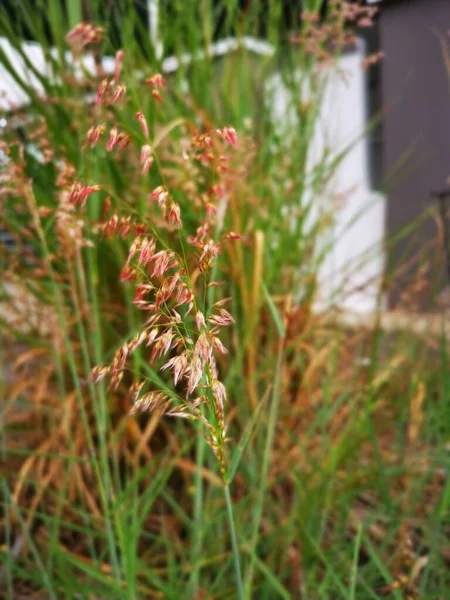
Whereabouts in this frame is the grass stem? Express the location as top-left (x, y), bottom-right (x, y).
top-left (224, 483), bottom-right (244, 600)
top-left (244, 336), bottom-right (285, 598)
top-left (189, 426), bottom-right (206, 596)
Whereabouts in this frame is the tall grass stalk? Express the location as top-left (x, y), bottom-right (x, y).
top-left (189, 427), bottom-right (205, 596)
top-left (244, 333), bottom-right (285, 597)
top-left (224, 483), bottom-right (244, 600)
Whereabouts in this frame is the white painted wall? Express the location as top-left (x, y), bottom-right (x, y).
top-left (0, 38), bottom-right (47, 110)
top-left (318, 46), bottom-right (386, 313)
top-left (267, 41), bottom-right (386, 313)
top-left (0, 37), bottom-right (115, 112)
top-left (0, 36), bottom-right (274, 111)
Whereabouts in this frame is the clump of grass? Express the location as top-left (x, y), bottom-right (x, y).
top-left (86, 62), bottom-right (248, 592)
top-left (0, 2), bottom-right (449, 599)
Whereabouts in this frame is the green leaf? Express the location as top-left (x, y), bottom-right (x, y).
top-left (262, 282), bottom-right (285, 338)
top-left (251, 552), bottom-right (291, 600)
top-left (2, 482), bottom-right (57, 599)
top-left (60, 551), bottom-right (125, 596)
top-left (226, 389), bottom-right (268, 484)
top-left (349, 522), bottom-right (363, 600)
top-left (67, 0), bottom-right (82, 30)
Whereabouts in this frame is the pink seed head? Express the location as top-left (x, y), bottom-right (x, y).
top-left (113, 49), bottom-right (124, 82)
top-left (188, 355), bottom-right (202, 395)
top-left (212, 336), bottom-right (228, 355)
top-left (195, 311), bottom-right (206, 331)
top-left (212, 379), bottom-right (227, 410)
top-left (66, 22), bottom-right (104, 48)
top-left (106, 126), bottom-right (119, 151)
top-left (86, 123), bottom-right (105, 148)
top-left (96, 78), bottom-right (109, 106)
top-left (152, 89), bottom-right (163, 104)
top-left (150, 186), bottom-right (169, 207)
top-left (226, 231), bottom-right (243, 240)
top-left (91, 365), bottom-right (111, 382)
top-left (134, 111), bottom-right (149, 138)
top-left (168, 202), bottom-right (181, 227)
top-left (111, 83), bottom-right (126, 104)
top-left (69, 182), bottom-right (101, 207)
top-left (216, 126), bottom-right (238, 148)
top-left (144, 73), bottom-right (166, 88)
top-left (140, 144), bottom-right (154, 174)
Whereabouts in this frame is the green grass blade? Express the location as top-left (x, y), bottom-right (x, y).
top-left (262, 282), bottom-right (286, 338)
top-left (226, 389), bottom-right (268, 484)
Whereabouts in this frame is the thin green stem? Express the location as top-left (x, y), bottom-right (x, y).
top-left (189, 426), bottom-right (206, 596)
top-left (244, 337), bottom-right (285, 598)
top-left (224, 484), bottom-right (244, 600)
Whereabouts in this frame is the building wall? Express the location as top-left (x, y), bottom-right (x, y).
top-left (380, 0), bottom-right (450, 307)
top-left (268, 41), bottom-right (386, 314)
top-left (316, 46), bottom-right (386, 313)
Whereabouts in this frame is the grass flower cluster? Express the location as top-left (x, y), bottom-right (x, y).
top-left (87, 69), bottom-right (241, 483)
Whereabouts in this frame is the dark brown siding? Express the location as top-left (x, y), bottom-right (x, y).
top-left (380, 0), bottom-right (450, 307)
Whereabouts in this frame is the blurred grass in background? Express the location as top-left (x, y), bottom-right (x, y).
top-left (0, 1), bottom-right (449, 598)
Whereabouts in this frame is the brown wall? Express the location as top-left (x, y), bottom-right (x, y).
top-left (380, 0), bottom-right (450, 307)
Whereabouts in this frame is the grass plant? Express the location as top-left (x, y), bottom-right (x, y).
top-left (0, 2), bottom-right (449, 599)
